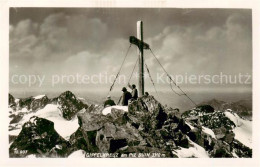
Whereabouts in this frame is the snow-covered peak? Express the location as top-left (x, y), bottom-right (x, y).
top-left (224, 111), bottom-right (243, 127)
top-left (33, 95), bottom-right (46, 100)
top-left (9, 104), bottom-right (79, 140)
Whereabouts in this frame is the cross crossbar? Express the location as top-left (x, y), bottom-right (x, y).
top-left (129, 36), bottom-right (150, 50)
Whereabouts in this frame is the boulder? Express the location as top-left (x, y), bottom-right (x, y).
top-left (75, 108), bottom-right (145, 153)
top-left (128, 98), bottom-right (148, 113)
top-left (77, 111), bottom-right (108, 131)
top-left (95, 122), bottom-right (145, 152)
top-left (128, 95), bottom-right (168, 130)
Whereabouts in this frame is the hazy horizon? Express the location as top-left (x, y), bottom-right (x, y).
top-left (9, 88), bottom-right (252, 112)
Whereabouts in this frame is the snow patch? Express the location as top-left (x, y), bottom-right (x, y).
top-left (173, 138), bottom-right (209, 158)
top-left (77, 97), bottom-right (85, 100)
top-left (20, 108), bottom-right (29, 113)
top-left (33, 95), bottom-right (46, 99)
top-left (9, 129), bottom-right (21, 136)
top-left (224, 111), bottom-right (252, 148)
top-left (68, 150), bottom-right (86, 158)
top-left (15, 99), bottom-right (20, 103)
top-left (9, 104), bottom-right (79, 140)
top-left (185, 122), bottom-right (195, 130)
top-left (202, 126), bottom-right (216, 139)
top-left (225, 111), bottom-right (243, 127)
top-left (102, 105), bottom-right (128, 115)
top-left (232, 150), bottom-right (239, 158)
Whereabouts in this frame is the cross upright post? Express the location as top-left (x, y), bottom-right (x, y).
top-left (137, 21), bottom-right (144, 96)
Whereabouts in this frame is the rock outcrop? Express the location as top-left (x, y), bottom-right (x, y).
top-left (9, 116), bottom-right (69, 158)
top-left (9, 94), bottom-right (16, 107)
top-left (30, 95), bottom-right (49, 111)
top-left (182, 105), bottom-right (252, 158)
top-left (69, 96), bottom-right (203, 157)
top-left (182, 106), bottom-right (236, 130)
top-left (51, 91), bottom-right (88, 120)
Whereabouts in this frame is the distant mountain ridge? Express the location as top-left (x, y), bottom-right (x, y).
top-left (9, 91), bottom-right (88, 122)
top-left (199, 98), bottom-right (252, 119)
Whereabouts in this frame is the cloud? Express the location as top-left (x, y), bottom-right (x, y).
top-left (10, 13), bottom-right (108, 61)
top-left (10, 19), bottom-right (39, 59)
top-left (10, 19), bottom-right (38, 38)
top-left (145, 13), bottom-right (251, 76)
top-left (63, 51), bottom-right (101, 74)
top-left (9, 10), bottom-right (251, 90)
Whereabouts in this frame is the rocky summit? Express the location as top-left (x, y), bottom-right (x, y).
top-left (8, 92), bottom-right (252, 158)
top-left (51, 91), bottom-right (88, 120)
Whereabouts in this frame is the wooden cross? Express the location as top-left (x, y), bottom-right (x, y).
top-left (129, 21), bottom-right (150, 96)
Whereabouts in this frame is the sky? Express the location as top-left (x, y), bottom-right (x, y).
top-left (9, 8), bottom-right (252, 100)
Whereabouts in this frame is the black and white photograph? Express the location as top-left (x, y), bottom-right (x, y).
top-left (1, 0), bottom-right (260, 166)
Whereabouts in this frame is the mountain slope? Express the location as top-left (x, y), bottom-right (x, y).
top-left (9, 116), bottom-right (69, 158)
top-left (9, 104), bottom-right (79, 140)
top-left (9, 91), bottom-right (88, 141)
top-left (224, 110), bottom-right (252, 148)
top-left (8, 93), bottom-right (252, 158)
top-left (182, 106), bottom-right (252, 157)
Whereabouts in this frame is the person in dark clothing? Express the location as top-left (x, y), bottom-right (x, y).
top-left (104, 95), bottom-right (116, 107)
top-left (144, 92), bottom-right (149, 97)
top-left (128, 83), bottom-right (138, 100)
top-left (121, 87), bottom-right (132, 106)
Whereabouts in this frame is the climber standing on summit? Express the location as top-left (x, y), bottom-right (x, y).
top-left (120, 87), bottom-right (132, 106)
top-left (104, 95), bottom-right (116, 108)
top-left (128, 83), bottom-right (138, 100)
